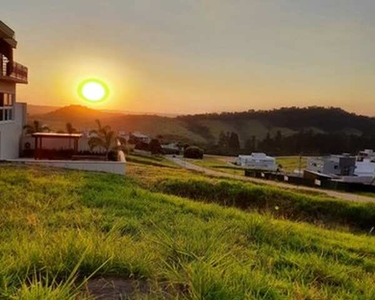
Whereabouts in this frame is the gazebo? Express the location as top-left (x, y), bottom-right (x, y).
top-left (32, 132), bottom-right (82, 160)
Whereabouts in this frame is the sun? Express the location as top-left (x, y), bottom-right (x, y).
top-left (78, 79), bottom-right (109, 102)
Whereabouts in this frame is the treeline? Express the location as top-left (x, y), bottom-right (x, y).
top-left (180, 106), bottom-right (375, 136)
top-left (206, 130), bottom-right (375, 156)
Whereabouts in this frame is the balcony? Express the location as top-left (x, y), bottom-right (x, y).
top-left (0, 55), bottom-right (28, 84)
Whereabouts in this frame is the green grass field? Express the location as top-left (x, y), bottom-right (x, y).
top-left (276, 156), bottom-right (308, 173)
top-left (127, 153), bottom-right (179, 168)
top-left (1, 163), bottom-right (375, 299)
top-left (186, 156), bottom-right (245, 176)
top-left (185, 155), bottom-right (308, 176)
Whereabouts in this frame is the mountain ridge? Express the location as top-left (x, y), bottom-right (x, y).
top-left (29, 105), bottom-right (375, 149)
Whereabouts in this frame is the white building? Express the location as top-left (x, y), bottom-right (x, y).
top-left (0, 21), bottom-right (28, 159)
top-left (307, 155), bottom-right (356, 176)
top-left (235, 153), bottom-right (277, 171)
top-left (130, 132), bottom-right (151, 144)
top-left (355, 149), bottom-right (375, 177)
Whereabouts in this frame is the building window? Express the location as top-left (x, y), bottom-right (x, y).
top-left (0, 93), bottom-right (15, 122)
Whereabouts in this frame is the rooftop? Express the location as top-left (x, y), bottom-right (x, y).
top-left (0, 21), bottom-right (17, 48)
top-left (31, 132), bottom-right (82, 138)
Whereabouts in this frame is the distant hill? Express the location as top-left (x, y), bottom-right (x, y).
top-left (29, 105), bottom-right (375, 153)
top-left (27, 105), bottom-right (60, 116)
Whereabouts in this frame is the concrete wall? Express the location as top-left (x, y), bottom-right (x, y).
top-left (22, 136), bottom-right (105, 153)
top-left (21, 159), bottom-right (126, 175)
top-left (355, 160), bottom-right (375, 177)
top-left (0, 80), bottom-right (25, 159)
top-left (0, 81), bottom-right (15, 94)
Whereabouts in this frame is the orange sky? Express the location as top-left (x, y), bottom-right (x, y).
top-left (4, 1), bottom-right (375, 115)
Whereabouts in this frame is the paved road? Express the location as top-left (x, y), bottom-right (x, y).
top-left (166, 156), bottom-right (375, 204)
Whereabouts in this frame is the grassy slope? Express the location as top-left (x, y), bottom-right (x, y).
top-left (126, 153), bottom-right (179, 169)
top-left (1, 164), bottom-right (375, 299)
top-left (184, 155), bottom-right (307, 176)
top-left (276, 156), bottom-right (308, 173)
top-left (185, 156), bottom-right (245, 176)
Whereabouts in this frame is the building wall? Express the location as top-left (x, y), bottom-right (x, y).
top-left (355, 160), bottom-right (375, 177)
top-left (21, 160), bottom-right (126, 175)
top-left (22, 136), bottom-right (105, 153)
top-left (0, 81), bottom-right (25, 159)
top-left (0, 81), bottom-right (15, 94)
top-left (236, 156), bottom-right (277, 170)
top-left (322, 160), bottom-right (340, 175)
top-left (306, 158), bottom-right (324, 173)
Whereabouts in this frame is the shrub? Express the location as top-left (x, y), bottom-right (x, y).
top-left (149, 139), bottom-right (163, 154)
top-left (184, 146), bottom-right (204, 159)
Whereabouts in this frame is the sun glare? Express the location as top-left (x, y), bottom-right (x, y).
top-left (78, 79), bottom-right (109, 102)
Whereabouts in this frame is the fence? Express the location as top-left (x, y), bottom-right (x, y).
top-left (245, 169), bottom-right (375, 194)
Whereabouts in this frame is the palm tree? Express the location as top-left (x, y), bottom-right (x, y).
top-left (88, 120), bottom-right (119, 160)
top-left (65, 122), bottom-right (78, 148)
top-left (65, 122), bottom-right (77, 134)
top-left (23, 120), bottom-right (50, 134)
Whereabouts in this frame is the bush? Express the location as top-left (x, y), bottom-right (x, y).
top-left (149, 139), bottom-right (162, 154)
top-left (184, 146), bottom-right (204, 159)
top-left (134, 141), bottom-right (150, 151)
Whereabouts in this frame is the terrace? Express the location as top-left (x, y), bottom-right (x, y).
top-left (0, 54), bottom-right (28, 84)
top-left (12, 132), bottom-right (127, 175)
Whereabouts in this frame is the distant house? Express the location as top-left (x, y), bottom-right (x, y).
top-left (307, 155), bottom-right (356, 176)
top-left (129, 132), bottom-right (151, 144)
top-left (161, 142), bottom-right (180, 155)
top-left (355, 149), bottom-right (375, 177)
top-left (235, 153), bottom-right (277, 171)
top-left (0, 21), bottom-right (28, 159)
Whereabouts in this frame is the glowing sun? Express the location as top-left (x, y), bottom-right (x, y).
top-left (78, 79), bottom-right (109, 102)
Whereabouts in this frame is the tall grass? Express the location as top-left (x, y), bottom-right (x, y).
top-left (1, 164), bottom-right (375, 299)
top-left (157, 177), bottom-right (375, 232)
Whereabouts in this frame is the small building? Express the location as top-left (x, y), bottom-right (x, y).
top-left (161, 142), bottom-right (180, 155)
top-left (128, 132), bottom-right (151, 144)
top-left (307, 155), bottom-right (356, 176)
top-left (0, 21), bottom-right (28, 159)
top-left (355, 149), bottom-right (375, 177)
top-left (303, 169), bottom-right (333, 186)
top-left (235, 153), bottom-right (277, 171)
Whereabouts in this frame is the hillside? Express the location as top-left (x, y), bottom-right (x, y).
top-left (30, 105), bottom-right (375, 152)
top-left (1, 162), bottom-right (375, 299)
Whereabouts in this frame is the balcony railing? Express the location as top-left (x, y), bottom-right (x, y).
top-left (0, 55), bottom-right (28, 83)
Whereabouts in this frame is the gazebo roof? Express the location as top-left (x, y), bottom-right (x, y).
top-left (31, 132), bottom-right (82, 139)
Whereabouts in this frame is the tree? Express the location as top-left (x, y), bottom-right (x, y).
top-left (23, 120), bottom-right (50, 134)
top-left (218, 131), bottom-right (229, 149)
top-left (184, 146), bottom-right (204, 159)
top-left (65, 122), bottom-right (77, 134)
top-left (149, 139), bottom-right (162, 154)
top-left (229, 132), bottom-right (240, 150)
top-left (88, 120), bottom-right (119, 160)
top-left (245, 135), bottom-right (257, 152)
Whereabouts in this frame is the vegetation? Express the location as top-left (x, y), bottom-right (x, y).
top-left (149, 139), bottom-right (163, 154)
top-left (1, 164), bottom-right (375, 299)
top-left (88, 119), bottom-right (125, 160)
top-left (276, 156), bottom-right (307, 173)
top-left (33, 105), bottom-right (375, 156)
top-left (185, 156), bottom-right (245, 176)
top-left (65, 122), bottom-right (77, 134)
top-left (127, 153), bottom-right (178, 168)
top-left (212, 131), bottom-right (240, 155)
top-left (184, 146), bottom-right (204, 159)
top-left (23, 120), bottom-right (50, 134)
top-left (157, 177), bottom-right (375, 232)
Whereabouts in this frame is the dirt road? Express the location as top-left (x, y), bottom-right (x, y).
top-left (166, 156), bottom-right (375, 204)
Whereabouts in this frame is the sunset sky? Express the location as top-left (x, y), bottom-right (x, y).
top-left (3, 0), bottom-right (375, 115)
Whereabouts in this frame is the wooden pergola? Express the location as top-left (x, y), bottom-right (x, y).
top-left (32, 132), bottom-right (82, 160)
